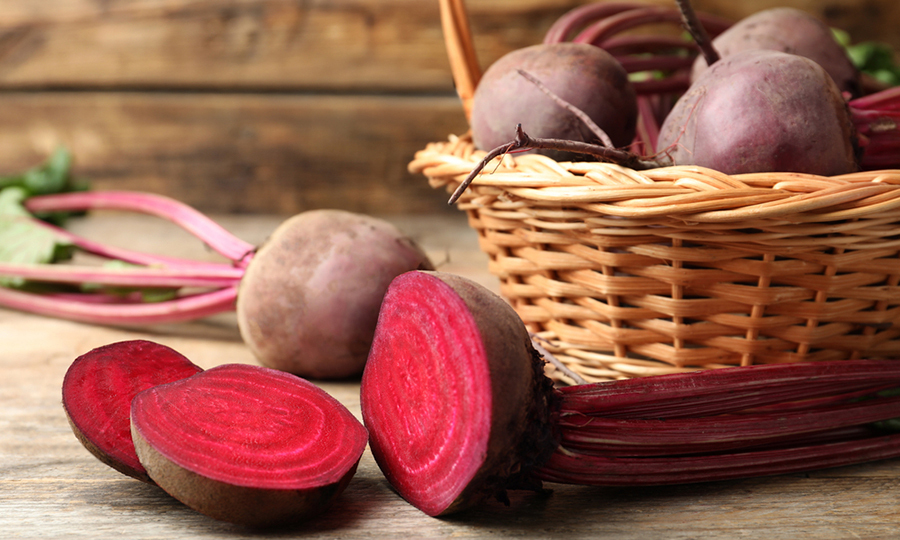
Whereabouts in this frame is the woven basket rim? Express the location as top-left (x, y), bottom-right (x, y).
top-left (411, 134), bottom-right (900, 224)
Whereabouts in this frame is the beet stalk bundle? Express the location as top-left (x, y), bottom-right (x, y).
top-left (360, 271), bottom-right (900, 517)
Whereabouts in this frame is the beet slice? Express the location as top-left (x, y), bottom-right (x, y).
top-left (130, 363), bottom-right (368, 528)
top-left (360, 271), bottom-right (557, 517)
top-left (62, 340), bottom-right (203, 482)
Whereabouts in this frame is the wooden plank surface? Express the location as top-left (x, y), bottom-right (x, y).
top-left (2, 211), bottom-right (900, 539)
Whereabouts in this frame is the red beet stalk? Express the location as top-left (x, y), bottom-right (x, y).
top-left (0, 191), bottom-right (252, 325)
top-left (361, 271), bottom-right (900, 517)
top-left (543, 3), bottom-right (731, 95)
top-left (537, 432), bottom-right (900, 486)
top-left (542, 4), bottom-right (731, 153)
top-left (849, 86), bottom-right (900, 169)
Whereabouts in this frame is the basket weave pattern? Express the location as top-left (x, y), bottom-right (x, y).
top-left (412, 135), bottom-right (900, 382)
top-left (419, 0), bottom-right (900, 382)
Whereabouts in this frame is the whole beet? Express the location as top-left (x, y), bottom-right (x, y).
top-left (658, 49), bottom-right (859, 176)
top-left (692, 7), bottom-right (861, 97)
top-left (236, 209), bottom-right (433, 380)
top-left (471, 42), bottom-right (637, 160)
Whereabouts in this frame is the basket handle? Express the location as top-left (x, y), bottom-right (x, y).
top-left (439, 0), bottom-right (481, 121)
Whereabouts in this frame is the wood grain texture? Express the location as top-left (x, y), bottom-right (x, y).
top-left (1, 213), bottom-right (899, 539)
top-left (0, 92), bottom-right (468, 215)
top-left (0, 0), bottom-right (579, 91)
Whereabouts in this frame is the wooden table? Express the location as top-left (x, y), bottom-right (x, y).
top-left (2, 211), bottom-right (900, 539)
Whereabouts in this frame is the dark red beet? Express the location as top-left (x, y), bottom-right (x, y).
top-left (131, 363), bottom-right (368, 528)
top-left (691, 7), bottom-right (861, 97)
top-left (657, 49), bottom-right (859, 175)
top-left (471, 42), bottom-right (638, 160)
top-left (62, 340), bottom-right (203, 483)
top-left (236, 209), bottom-right (434, 380)
top-left (360, 271), bottom-right (556, 516)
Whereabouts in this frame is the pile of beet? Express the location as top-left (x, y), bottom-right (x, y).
top-left (63, 340), bottom-right (368, 528)
top-left (463, 0), bottom-right (900, 184)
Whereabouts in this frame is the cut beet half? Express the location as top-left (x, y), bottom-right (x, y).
top-left (130, 363), bottom-right (368, 528)
top-left (360, 271), bottom-right (557, 517)
top-left (61, 340), bottom-right (204, 482)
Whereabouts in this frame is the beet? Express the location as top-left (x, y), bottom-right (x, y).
top-left (691, 7), bottom-right (861, 97)
top-left (361, 271), bottom-right (900, 517)
top-left (131, 363), bottom-right (368, 528)
top-left (470, 42), bottom-right (638, 160)
top-left (360, 271), bottom-right (557, 516)
top-left (236, 209), bottom-right (433, 379)
top-left (656, 49), bottom-right (860, 175)
top-left (62, 340), bottom-right (203, 483)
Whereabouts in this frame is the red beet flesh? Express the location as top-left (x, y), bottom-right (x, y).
top-left (360, 271), bottom-right (556, 517)
top-left (61, 340), bottom-right (203, 482)
top-left (131, 363), bottom-right (368, 528)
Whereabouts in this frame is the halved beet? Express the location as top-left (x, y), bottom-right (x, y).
top-left (62, 340), bottom-right (203, 482)
top-left (130, 363), bottom-right (368, 528)
top-left (360, 271), bottom-right (557, 517)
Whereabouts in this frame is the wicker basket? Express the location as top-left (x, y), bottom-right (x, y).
top-left (411, 0), bottom-right (900, 383)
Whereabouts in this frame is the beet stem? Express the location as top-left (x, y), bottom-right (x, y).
top-left (635, 96), bottom-right (662, 152)
top-left (571, 6), bottom-right (730, 49)
top-left (516, 69), bottom-right (615, 148)
top-left (0, 261), bottom-right (243, 289)
top-left (558, 360), bottom-right (900, 418)
top-left (0, 284), bottom-right (238, 325)
top-left (850, 85), bottom-right (900, 111)
top-left (674, 0), bottom-right (719, 66)
top-left (558, 394), bottom-right (900, 455)
top-left (0, 192), bottom-right (260, 325)
top-left (631, 73), bottom-right (693, 96)
top-left (26, 215), bottom-right (231, 271)
top-left (601, 34), bottom-right (697, 55)
top-left (536, 432), bottom-right (900, 485)
top-left (541, 362), bottom-right (900, 484)
top-left (543, 3), bottom-right (646, 44)
top-left (25, 191), bottom-right (256, 266)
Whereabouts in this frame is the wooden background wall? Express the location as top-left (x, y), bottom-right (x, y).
top-left (0, 0), bottom-right (897, 216)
